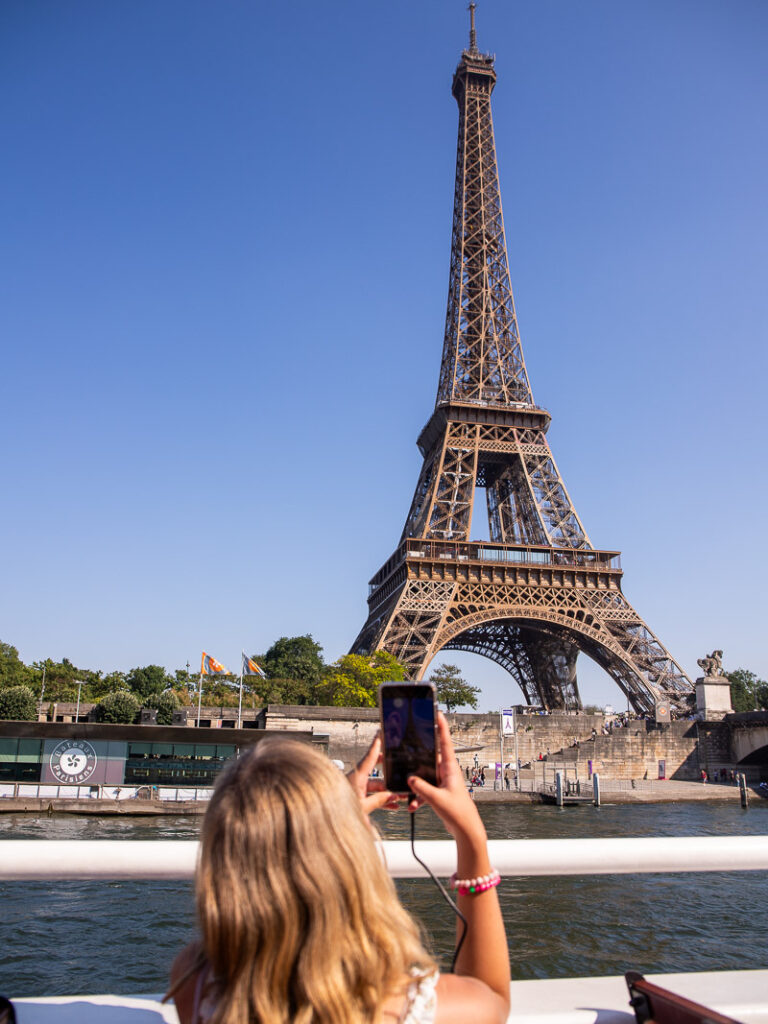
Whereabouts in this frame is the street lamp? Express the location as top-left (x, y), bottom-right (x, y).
top-left (75, 680), bottom-right (83, 723)
top-left (38, 664), bottom-right (46, 721)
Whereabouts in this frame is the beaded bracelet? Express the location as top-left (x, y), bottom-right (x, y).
top-left (449, 868), bottom-right (501, 896)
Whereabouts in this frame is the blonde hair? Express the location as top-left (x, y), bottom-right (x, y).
top-left (194, 737), bottom-right (435, 1024)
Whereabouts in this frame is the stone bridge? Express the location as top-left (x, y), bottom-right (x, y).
top-left (726, 712), bottom-right (768, 766)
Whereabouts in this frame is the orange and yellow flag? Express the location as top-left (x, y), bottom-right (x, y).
top-left (242, 654), bottom-right (267, 679)
top-left (201, 652), bottom-right (229, 675)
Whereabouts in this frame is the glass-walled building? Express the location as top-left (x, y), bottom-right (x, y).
top-left (0, 738), bottom-right (44, 783)
top-left (124, 741), bottom-right (236, 787)
top-left (0, 722), bottom-right (324, 789)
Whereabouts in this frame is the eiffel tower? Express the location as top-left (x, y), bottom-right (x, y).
top-left (352, 8), bottom-right (694, 715)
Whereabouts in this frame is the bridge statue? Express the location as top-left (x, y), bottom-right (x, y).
top-left (695, 649), bottom-right (733, 721)
top-left (697, 650), bottom-right (726, 679)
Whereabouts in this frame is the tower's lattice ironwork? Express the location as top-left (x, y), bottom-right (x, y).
top-left (352, 10), bottom-right (694, 714)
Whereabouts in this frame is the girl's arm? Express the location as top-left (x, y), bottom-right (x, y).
top-left (166, 942), bottom-right (204, 1024)
top-left (408, 713), bottom-right (510, 1022)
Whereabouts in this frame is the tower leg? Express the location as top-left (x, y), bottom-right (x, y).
top-left (351, 579), bottom-right (457, 680)
top-left (524, 635), bottom-right (580, 711)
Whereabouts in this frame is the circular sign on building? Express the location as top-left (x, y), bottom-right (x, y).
top-left (49, 739), bottom-right (98, 784)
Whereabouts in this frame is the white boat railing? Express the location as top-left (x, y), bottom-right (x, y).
top-left (1, 835), bottom-right (768, 880)
top-left (5, 837), bottom-right (768, 1023)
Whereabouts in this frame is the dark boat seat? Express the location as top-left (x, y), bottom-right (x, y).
top-left (626, 971), bottom-right (742, 1024)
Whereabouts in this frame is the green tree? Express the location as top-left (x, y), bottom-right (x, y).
top-left (142, 690), bottom-right (181, 725)
top-left (32, 657), bottom-right (94, 704)
top-left (90, 671), bottom-right (128, 700)
top-left (201, 677), bottom-right (240, 707)
top-left (318, 651), bottom-right (406, 708)
top-left (171, 668), bottom-right (199, 704)
top-left (264, 677), bottom-right (315, 705)
top-left (428, 663), bottom-right (481, 712)
top-left (0, 685), bottom-right (37, 720)
top-left (126, 665), bottom-right (169, 700)
top-left (229, 672), bottom-right (292, 708)
top-left (94, 690), bottom-right (140, 724)
top-left (727, 668), bottom-right (768, 713)
top-left (263, 636), bottom-right (324, 687)
top-left (173, 668), bottom-right (194, 693)
top-left (0, 642), bottom-right (32, 689)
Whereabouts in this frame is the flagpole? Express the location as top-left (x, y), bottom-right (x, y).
top-left (197, 654), bottom-right (205, 728)
top-left (237, 652), bottom-right (245, 729)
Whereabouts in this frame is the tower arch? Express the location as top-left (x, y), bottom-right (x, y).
top-left (432, 608), bottom-right (662, 712)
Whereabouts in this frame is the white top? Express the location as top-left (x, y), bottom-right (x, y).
top-left (400, 971), bottom-right (439, 1024)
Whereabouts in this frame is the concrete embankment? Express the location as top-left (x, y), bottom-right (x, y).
top-left (0, 782), bottom-right (760, 815)
top-left (471, 780), bottom-right (759, 804)
top-left (0, 797), bottom-right (206, 815)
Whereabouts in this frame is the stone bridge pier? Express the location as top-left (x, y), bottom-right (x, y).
top-left (727, 712), bottom-right (768, 766)
top-left (698, 711), bottom-right (768, 782)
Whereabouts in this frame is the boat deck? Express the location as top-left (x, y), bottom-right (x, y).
top-left (12, 970), bottom-right (768, 1023)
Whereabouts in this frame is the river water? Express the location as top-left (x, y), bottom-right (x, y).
top-left (1, 802), bottom-right (767, 997)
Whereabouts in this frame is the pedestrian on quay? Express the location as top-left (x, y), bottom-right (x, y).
top-left (700, 769), bottom-right (708, 784)
top-left (504, 771), bottom-right (510, 790)
top-left (167, 718), bottom-right (510, 1024)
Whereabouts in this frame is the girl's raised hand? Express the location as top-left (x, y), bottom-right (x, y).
top-left (347, 733), bottom-right (400, 815)
top-left (407, 712), bottom-right (486, 842)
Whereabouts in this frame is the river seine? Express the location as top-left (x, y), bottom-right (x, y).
top-left (1, 801), bottom-right (767, 998)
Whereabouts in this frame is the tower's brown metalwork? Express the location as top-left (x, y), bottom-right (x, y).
top-left (352, 10), bottom-right (694, 714)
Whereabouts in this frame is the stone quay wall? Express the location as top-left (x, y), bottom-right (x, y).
top-left (260, 705), bottom-right (379, 767)
top-left (260, 706), bottom-right (703, 781)
top-left (261, 707), bottom-right (608, 773)
top-left (545, 720), bottom-right (701, 781)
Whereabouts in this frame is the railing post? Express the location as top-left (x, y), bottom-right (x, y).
top-left (593, 773), bottom-right (600, 806)
top-left (555, 771), bottom-right (564, 807)
top-left (739, 773), bottom-right (749, 808)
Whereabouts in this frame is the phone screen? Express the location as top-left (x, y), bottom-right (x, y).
top-left (379, 683), bottom-right (438, 793)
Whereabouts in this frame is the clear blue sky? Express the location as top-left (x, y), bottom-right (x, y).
top-left (2, 0), bottom-right (766, 710)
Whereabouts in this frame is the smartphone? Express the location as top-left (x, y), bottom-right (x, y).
top-left (379, 682), bottom-right (438, 794)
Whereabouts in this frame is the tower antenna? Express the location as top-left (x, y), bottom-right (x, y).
top-left (468, 3), bottom-right (478, 52)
